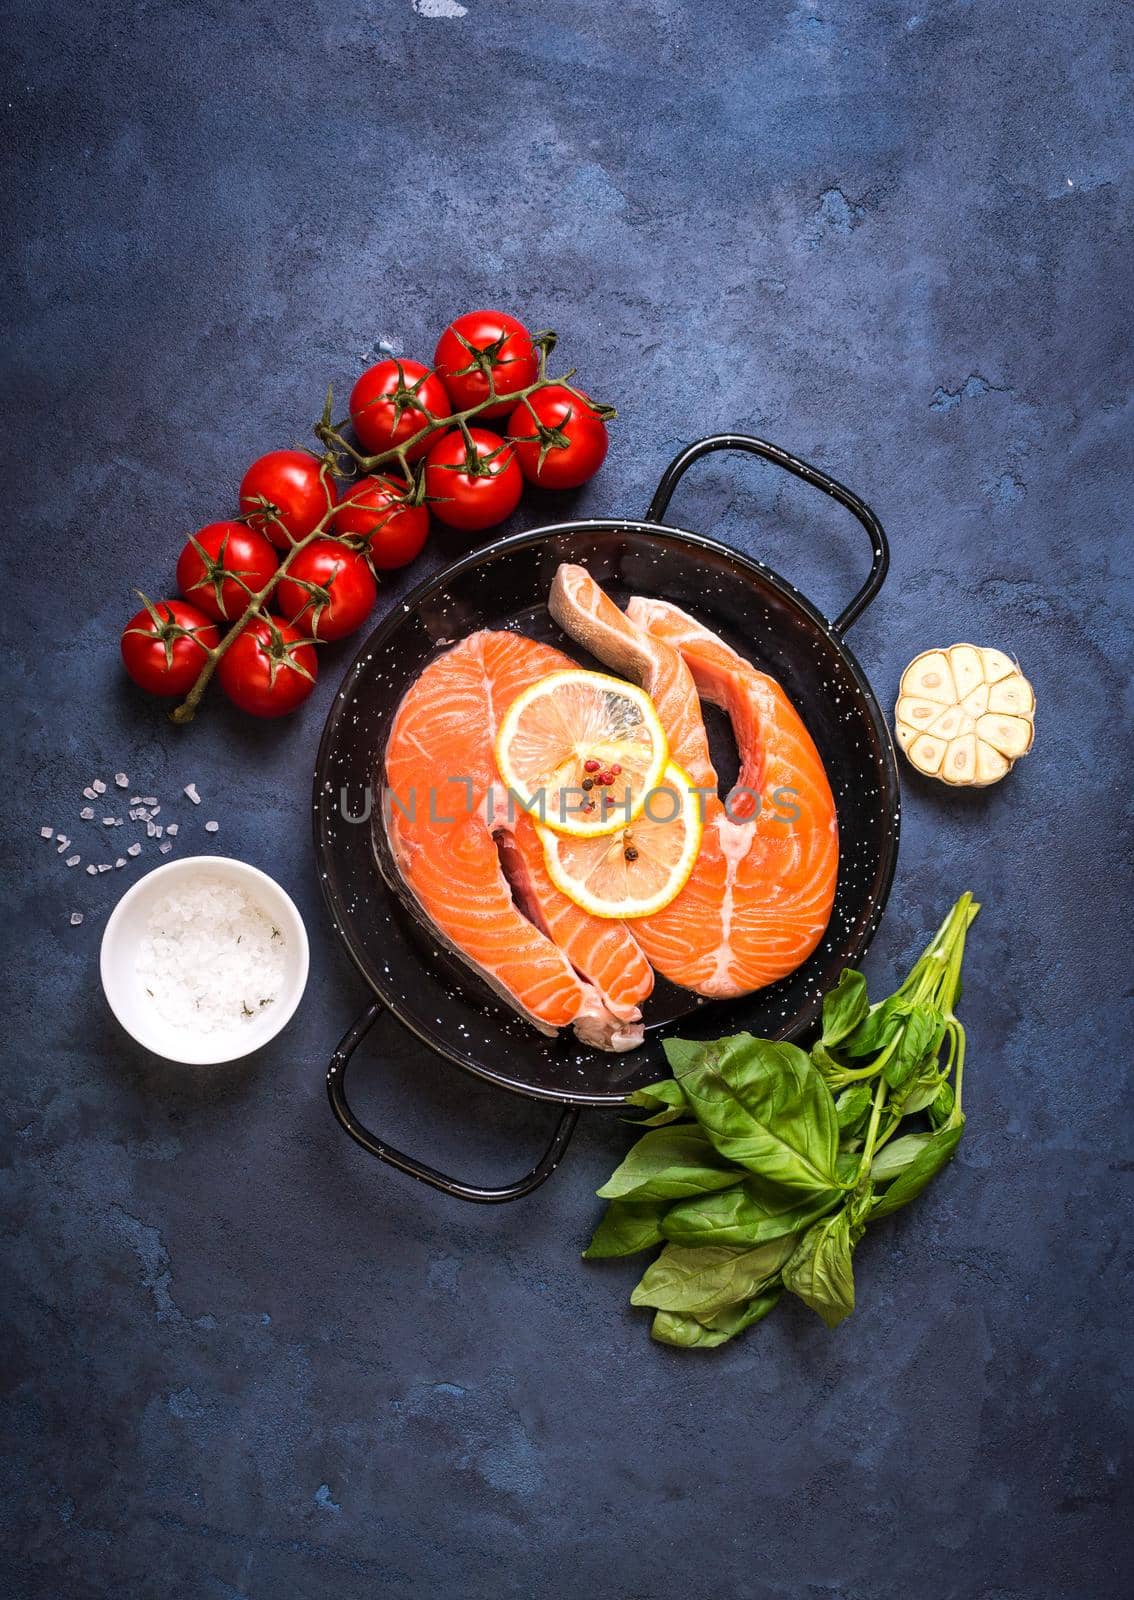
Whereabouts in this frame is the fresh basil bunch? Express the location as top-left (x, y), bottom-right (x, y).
top-left (585, 894), bottom-right (980, 1349)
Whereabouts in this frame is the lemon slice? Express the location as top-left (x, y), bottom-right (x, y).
top-left (496, 668), bottom-right (668, 838)
top-left (535, 762), bottom-right (703, 918)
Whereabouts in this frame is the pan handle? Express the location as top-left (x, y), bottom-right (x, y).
top-left (327, 1001), bottom-right (580, 1203)
top-left (645, 433), bottom-right (889, 636)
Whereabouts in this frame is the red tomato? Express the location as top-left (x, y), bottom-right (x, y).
top-left (333, 475), bottom-right (430, 570)
top-left (175, 521), bottom-right (279, 621)
top-left (423, 427), bottom-right (523, 532)
top-left (433, 311), bottom-right (539, 418)
top-left (349, 359), bottom-right (451, 461)
top-left (217, 617), bottom-right (318, 718)
top-left (120, 599), bottom-right (220, 697)
top-left (239, 450), bottom-right (335, 548)
top-left (507, 386), bottom-right (610, 490)
top-left (275, 540), bottom-right (378, 641)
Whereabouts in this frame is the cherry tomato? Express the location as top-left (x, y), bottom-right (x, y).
top-left (349, 359), bottom-right (451, 461)
top-left (217, 617), bottom-right (318, 718)
top-left (423, 427), bottom-right (523, 532)
top-left (175, 520), bottom-right (279, 621)
top-left (275, 540), bottom-right (378, 641)
top-left (333, 475), bottom-right (430, 570)
top-left (433, 311), bottom-right (539, 418)
top-left (120, 598), bottom-right (220, 697)
top-left (239, 450), bottom-right (335, 548)
top-left (507, 385), bottom-right (610, 490)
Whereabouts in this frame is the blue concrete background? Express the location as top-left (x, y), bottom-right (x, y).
top-left (3, 2), bottom-right (1131, 1595)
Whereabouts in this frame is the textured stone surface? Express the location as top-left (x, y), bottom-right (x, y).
top-left (2, 2), bottom-right (1131, 1596)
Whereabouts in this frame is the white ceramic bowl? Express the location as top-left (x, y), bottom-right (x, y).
top-left (100, 855), bottom-right (310, 1065)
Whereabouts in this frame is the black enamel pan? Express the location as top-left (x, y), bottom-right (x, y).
top-left (314, 435), bottom-right (899, 1202)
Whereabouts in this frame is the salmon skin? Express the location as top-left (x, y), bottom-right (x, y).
top-left (549, 568), bottom-right (838, 997)
top-left (384, 630), bottom-right (650, 1052)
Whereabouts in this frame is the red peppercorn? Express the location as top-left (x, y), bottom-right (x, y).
top-left (583, 758), bottom-right (601, 773)
top-left (611, 763), bottom-right (622, 776)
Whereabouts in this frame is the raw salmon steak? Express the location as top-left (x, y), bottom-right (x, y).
top-left (384, 630), bottom-right (651, 1051)
top-left (549, 567), bottom-right (838, 997)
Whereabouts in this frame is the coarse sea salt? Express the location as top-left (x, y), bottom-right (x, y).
top-left (135, 873), bottom-right (287, 1036)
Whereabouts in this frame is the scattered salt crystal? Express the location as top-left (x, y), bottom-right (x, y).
top-left (80, 806), bottom-right (95, 820)
top-left (129, 808), bottom-right (144, 821)
top-left (115, 773), bottom-right (129, 788)
top-left (184, 784), bottom-right (201, 805)
top-left (127, 843), bottom-right (142, 857)
top-left (40, 825), bottom-right (54, 839)
top-left (97, 863), bottom-right (112, 873)
top-left (147, 821), bottom-right (158, 838)
top-left (154, 825), bottom-right (163, 839)
top-left (56, 841), bottom-right (69, 854)
top-left (135, 872), bottom-right (287, 1035)
top-left (165, 823), bottom-right (179, 837)
top-left (205, 821), bottom-right (219, 833)
top-left (130, 796), bottom-right (143, 806)
top-left (82, 787), bottom-right (96, 800)
top-left (102, 817), bottom-right (117, 827)
top-left (160, 841), bottom-right (173, 854)
top-left (66, 855), bottom-right (80, 867)
top-left (56, 832), bottom-right (69, 843)
top-left (92, 779), bottom-right (107, 794)
top-left (148, 805), bottom-right (160, 817)
top-left (142, 796), bottom-right (158, 807)
top-left (86, 864), bottom-right (98, 876)
top-left (70, 912), bottom-right (83, 926)
top-left (115, 857), bottom-right (126, 868)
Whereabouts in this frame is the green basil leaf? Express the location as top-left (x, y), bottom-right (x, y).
top-left (582, 1199), bottom-right (668, 1259)
top-left (869, 1132), bottom-right (934, 1182)
top-left (630, 1234), bottom-right (799, 1318)
top-left (883, 1004), bottom-right (945, 1090)
top-left (660, 1038), bottom-right (706, 1075)
top-left (809, 1039), bottom-right (846, 1084)
top-left (661, 1181), bottom-right (842, 1248)
top-left (700, 1287), bottom-right (782, 1335)
top-left (870, 1120), bottom-right (964, 1219)
top-left (836, 1149), bottom-right (863, 1185)
top-left (821, 968), bottom-right (869, 1046)
top-left (595, 1125), bottom-right (743, 1203)
top-left (650, 1288), bottom-right (782, 1350)
top-left (928, 1080), bottom-right (956, 1128)
top-left (650, 1310), bottom-right (727, 1349)
top-left (624, 1079), bottom-right (689, 1127)
top-left (668, 1035), bottom-right (842, 1195)
top-left (835, 1083), bottom-right (873, 1136)
top-left (843, 993), bottom-right (910, 1058)
top-left (782, 1207), bottom-right (856, 1328)
top-left (898, 1074), bottom-right (944, 1116)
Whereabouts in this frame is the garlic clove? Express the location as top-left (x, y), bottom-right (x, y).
top-left (977, 712), bottom-right (1034, 759)
top-left (988, 672), bottom-right (1035, 716)
top-left (975, 740), bottom-right (1011, 785)
top-left (900, 650), bottom-right (956, 705)
top-left (947, 644), bottom-right (984, 700)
